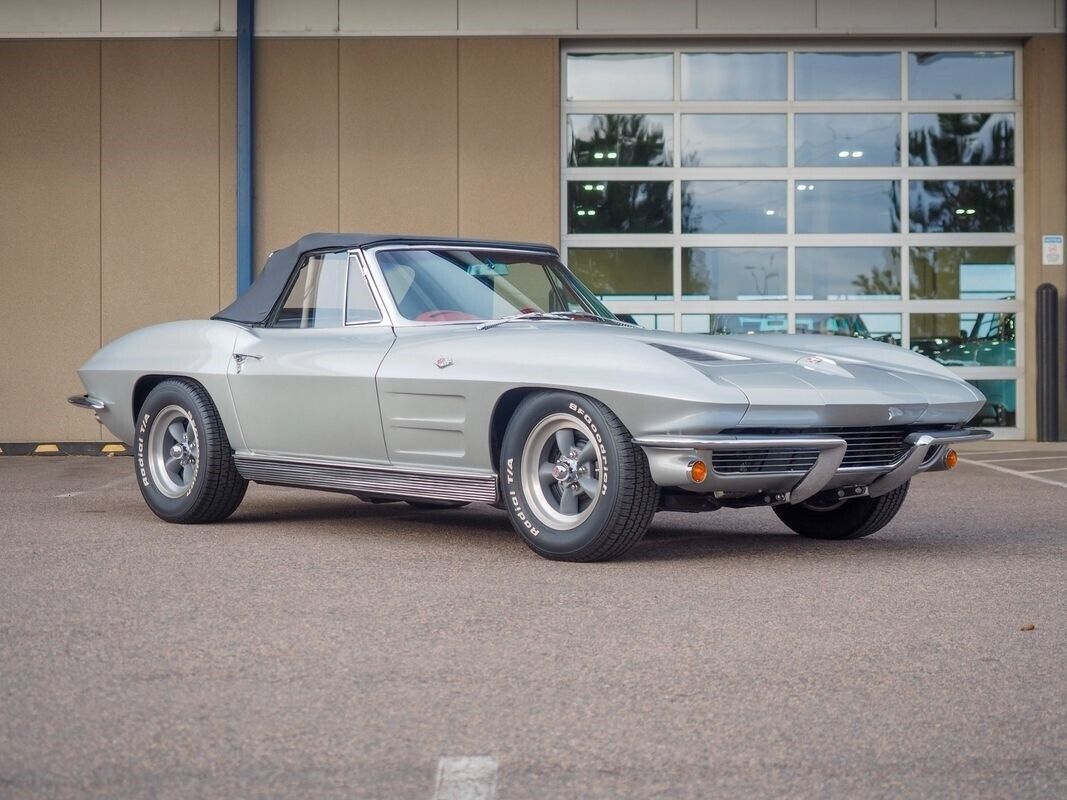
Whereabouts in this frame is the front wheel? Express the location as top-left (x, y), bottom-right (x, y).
top-left (499, 392), bottom-right (658, 562)
top-left (773, 482), bottom-right (909, 540)
top-left (135, 378), bottom-right (247, 524)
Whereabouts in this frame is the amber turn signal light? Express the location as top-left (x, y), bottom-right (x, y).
top-left (689, 459), bottom-right (708, 483)
top-left (943, 449), bottom-right (958, 469)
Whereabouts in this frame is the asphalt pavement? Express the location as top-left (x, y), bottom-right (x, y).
top-left (1, 448), bottom-right (1064, 799)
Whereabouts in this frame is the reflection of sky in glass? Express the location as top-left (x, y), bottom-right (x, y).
top-left (682, 181), bottom-right (787, 234)
top-left (795, 181), bottom-right (899, 233)
top-left (630, 314), bottom-right (674, 332)
top-left (681, 53), bottom-right (786, 100)
top-left (909, 52), bottom-right (1014, 100)
top-left (683, 248), bottom-right (787, 300)
top-left (795, 114), bottom-right (899, 167)
top-left (796, 313), bottom-right (902, 344)
top-left (682, 314), bottom-right (786, 335)
top-left (795, 53), bottom-right (900, 99)
top-left (795, 247), bottom-right (900, 300)
top-left (682, 115), bottom-right (786, 167)
top-left (960, 263), bottom-right (1014, 299)
top-left (567, 54), bottom-right (673, 100)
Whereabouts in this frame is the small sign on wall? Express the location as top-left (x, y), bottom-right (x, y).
top-left (1042, 234), bottom-right (1064, 266)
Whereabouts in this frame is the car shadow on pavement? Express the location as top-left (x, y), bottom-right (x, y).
top-left (219, 495), bottom-right (969, 563)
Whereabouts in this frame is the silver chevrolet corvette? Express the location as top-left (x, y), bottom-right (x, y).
top-left (70, 233), bottom-right (991, 561)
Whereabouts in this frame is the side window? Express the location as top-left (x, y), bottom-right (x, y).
top-left (274, 251), bottom-right (347, 328)
top-left (346, 258), bottom-right (383, 324)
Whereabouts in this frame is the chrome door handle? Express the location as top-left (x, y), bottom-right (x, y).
top-left (232, 353), bottom-right (263, 373)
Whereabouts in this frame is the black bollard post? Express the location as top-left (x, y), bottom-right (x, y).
top-left (1035, 283), bottom-right (1059, 441)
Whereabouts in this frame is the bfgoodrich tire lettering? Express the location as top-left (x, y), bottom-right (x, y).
top-left (136, 378), bottom-right (247, 524)
top-left (500, 391), bottom-right (658, 562)
top-left (772, 482), bottom-right (909, 540)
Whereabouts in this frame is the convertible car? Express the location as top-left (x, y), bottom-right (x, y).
top-left (70, 233), bottom-right (991, 561)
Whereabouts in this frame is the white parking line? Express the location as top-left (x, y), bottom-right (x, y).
top-left (1024, 467), bottom-right (1067, 474)
top-left (969, 455), bottom-right (1067, 463)
top-left (959, 449), bottom-right (1049, 458)
top-left (54, 476), bottom-right (131, 498)
top-left (960, 458), bottom-right (1067, 489)
top-left (432, 756), bottom-right (498, 800)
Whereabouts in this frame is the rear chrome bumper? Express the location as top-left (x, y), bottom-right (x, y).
top-left (67, 394), bottom-right (106, 411)
top-left (634, 428), bottom-right (992, 504)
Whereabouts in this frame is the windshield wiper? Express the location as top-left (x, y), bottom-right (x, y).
top-left (477, 311), bottom-right (574, 330)
top-left (478, 310), bottom-right (641, 331)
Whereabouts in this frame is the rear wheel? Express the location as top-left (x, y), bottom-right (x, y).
top-left (499, 391), bottom-right (658, 562)
top-left (773, 482), bottom-right (909, 540)
top-left (135, 379), bottom-right (247, 524)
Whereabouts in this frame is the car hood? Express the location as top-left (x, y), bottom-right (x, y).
top-left (453, 322), bottom-right (986, 428)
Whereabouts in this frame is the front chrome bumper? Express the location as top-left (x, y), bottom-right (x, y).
top-left (634, 428), bottom-right (993, 504)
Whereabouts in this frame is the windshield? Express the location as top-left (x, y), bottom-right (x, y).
top-left (374, 248), bottom-right (617, 323)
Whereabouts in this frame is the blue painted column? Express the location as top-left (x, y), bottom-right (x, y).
top-left (236, 0), bottom-right (254, 295)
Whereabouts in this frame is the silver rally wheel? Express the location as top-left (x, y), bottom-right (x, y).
top-left (146, 404), bottom-right (200, 498)
top-left (520, 412), bottom-right (604, 531)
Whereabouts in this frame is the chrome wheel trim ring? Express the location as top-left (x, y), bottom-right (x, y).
top-left (147, 404), bottom-right (200, 499)
top-left (520, 413), bottom-right (604, 531)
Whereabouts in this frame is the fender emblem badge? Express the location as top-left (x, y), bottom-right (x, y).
top-left (434, 356), bottom-right (454, 369)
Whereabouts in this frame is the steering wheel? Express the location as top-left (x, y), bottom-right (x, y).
top-left (415, 309), bottom-right (480, 322)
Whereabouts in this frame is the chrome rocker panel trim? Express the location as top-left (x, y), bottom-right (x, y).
top-left (233, 454), bottom-right (499, 504)
top-left (634, 428), bottom-right (992, 504)
top-left (67, 394), bottom-right (106, 411)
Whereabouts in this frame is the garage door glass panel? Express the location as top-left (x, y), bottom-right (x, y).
top-left (909, 180), bottom-right (1014, 233)
top-left (910, 247), bottom-right (1016, 300)
top-left (566, 54), bottom-right (673, 101)
top-left (967, 379), bottom-right (1016, 427)
top-left (910, 313), bottom-right (1016, 366)
top-left (681, 52), bottom-right (787, 100)
top-left (568, 248), bottom-right (673, 300)
top-left (681, 181), bottom-right (787, 233)
top-left (795, 181), bottom-right (900, 234)
top-left (682, 314), bottom-right (787, 334)
top-left (908, 52), bottom-right (1014, 100)
top-left (908, 113), bottom-right (1014, 166)
top-left (795, 114), bottom-right (900, 167)
top-left (796, 248), bottom-right (901, 300)
top-left (567, 114), bottom-right (673, 167)
top-left (682, 248), bottom-right (786, 300)
top-left (562, 46), bottom-right (1024, 436)
top-left (795, 53), bottom-right (900, 100)
top-left (681, 114), bottom-right (786, 167)
top-left (796, 313), bottom-right (902, 345)
top-left (568, 181), bottom-right (672, 233)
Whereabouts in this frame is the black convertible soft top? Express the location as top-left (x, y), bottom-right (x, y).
top-left (213, 232), bottom-right (559, 326)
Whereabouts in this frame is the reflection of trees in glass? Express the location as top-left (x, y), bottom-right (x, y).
top-left (568, 249), bottom-right (672, 298)
top-left (909, 180), bottom-right (1014, 233)
top-left (568, 182), bottom-right (672, 233)
top-left (851, 264), bottom-right (901, 297)
top-left (683, 249), bottom-right (784, 299)
top-left (910, 247), bottom-right (1015, 299)
top-left (909, 113), bottom-right (1013, 166)
top-left (568, 114), bottom-right (671, 167)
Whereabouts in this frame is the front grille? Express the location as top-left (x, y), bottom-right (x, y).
top-left (711, 426), bottom-right (942, 474)
top-left (712, 449), bottom-right (820, 474)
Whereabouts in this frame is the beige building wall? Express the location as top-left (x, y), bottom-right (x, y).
top-left (1022, 35), bottom-right (1067, 439)
top-left (0, 36), bottom-right (560, 442)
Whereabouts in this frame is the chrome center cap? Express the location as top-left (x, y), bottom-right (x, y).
top-left (170, 444), bottom-right (184, 459)
top-left (551, 463), bottom-right (572, 482)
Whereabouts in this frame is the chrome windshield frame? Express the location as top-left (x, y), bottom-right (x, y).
top-left (359, 243), bottom-right (614, 329)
